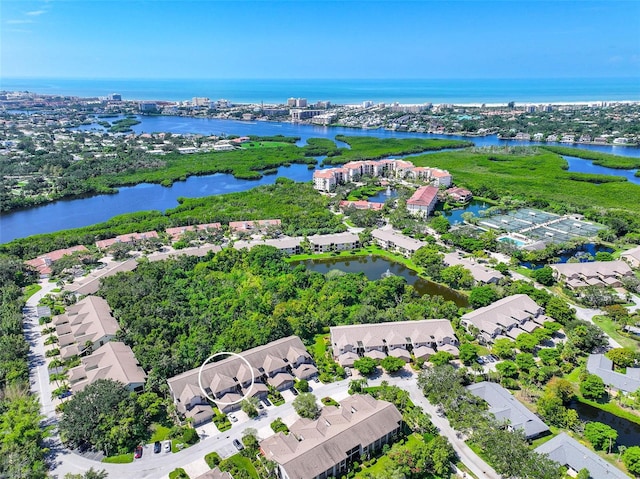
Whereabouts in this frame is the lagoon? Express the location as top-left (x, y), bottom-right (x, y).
top-left (292, 255), bottom-right (469, 307)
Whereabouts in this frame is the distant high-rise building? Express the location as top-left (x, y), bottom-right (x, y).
top-left (362, 100), bottom-right (373, 108)
top-left (139, 102), bottom-right (157, 112)
top-left (295, 98), bottom-right (307, 107)
top-left (287, 97), bottom-right (297, 107)
top-left (108, 93), bottom-right (122, 101)
top-left (192, 97), bottom-right (210, 107)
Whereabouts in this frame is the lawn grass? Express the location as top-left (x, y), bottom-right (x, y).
top-left (356, 434), bottom-right (424, 478)
top-left (592, 315), bottom-right (640, 350)
top-left (220, 454), bottom-right (259, 479)
top-left (313, 333), bottom-right (329, 359)
top-left (23, 284), bottom-right (42, 300)
top-left (149, 424), bottom-right (171, 442)
top-left (102, 453), bottom-right (133, 464)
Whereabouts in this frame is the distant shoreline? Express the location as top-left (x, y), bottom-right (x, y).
top-left (2, 77), bottom-right (640, 105)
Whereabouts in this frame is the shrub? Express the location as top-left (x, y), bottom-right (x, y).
top-left (205, 452), bottom-right (221, 468)
top-left (182, 427), bottom-right (199, 445)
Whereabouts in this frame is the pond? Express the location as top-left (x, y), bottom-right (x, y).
top-left (292, 255), bottom-right (469, 307)
top-left (435, 199), bottom-right (491, 225)
top-left (570, 400), bottom-right (640, 448)
top-left (520, 243), bottom-right (614, 269)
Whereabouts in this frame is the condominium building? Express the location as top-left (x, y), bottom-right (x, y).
top-left (260, 394), bottom-right (402, 479)
top-left (68, 342), bottom-right (147, 393)
top-left (312, 159), bottom-right (451, 193)
top-left (330, 319), bottom-right (459, 367)
top-left (550, 261), bottom-right (633, 289)
top-left (25, 245), bottom-right (89, 277)
top-left (406, 185), bottom-right (439, 217)
top-left (535, 433), bottom-right (628, 479)
top-left (167, 336), bottom-right (317, 420)
top-left (370, 228), bottom-right (426, 257)
top-left (95, 231), bottom-right (159, 249)
top-left (165, 223), bottom-right (222, 242)
top-left (460, 294), bottom-right (549, 343)
top-left (467, 382), bottom-right (549, 439)
top-left (53, 296), bottom-right (120, 359)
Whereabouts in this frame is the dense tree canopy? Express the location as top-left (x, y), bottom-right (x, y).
top-left (99, 246), bottom-right (461, 383)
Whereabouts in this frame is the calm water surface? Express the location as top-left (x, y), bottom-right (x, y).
top-left (292, 255), bottom-right (469, 306)
top-left (3, 115), bottom-right (640, 243)
top-left (570, 400), bottom-right (640, 448)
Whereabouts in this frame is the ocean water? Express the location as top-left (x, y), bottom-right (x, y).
top-left (2, 77), bottom-right (639, 104)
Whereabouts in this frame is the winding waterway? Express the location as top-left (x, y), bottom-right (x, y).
top-left (2, 115), bottom-right (640, 243)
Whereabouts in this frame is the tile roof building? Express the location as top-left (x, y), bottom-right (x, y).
top-left (25, 245), bottom-right (89, 277)
top-left (445, 187), bottom-right (473, 203)
top-left (550, 261), bottom-right (633, 289)
top-left (167, 336), bottom-right (317, 419)
top-left (339, 200), bottom-right (384, 211)
top-left (165, 223), bottom-right (222, 242)
top-left (586, 354), bottom-right (640, 394)
top-left (406, 185), bottom-right (439, 217)
top-left (312, 159), bottom-right (451, 192)
top-left (460, 294), bottom-right (549, 343)
top-left (467, 382), bottom-right (549, 439)
top-left (68, 342), bottom-right (147, 393)
top-left (535, 433), bottom-right (629, 479)
top-left (95, 231), bottom-right (159, 249)
top-left (330, 319), bottom-right (458, 367)
top-left (53, 296), bottom-right (120, 359)
top-left (234, 237), bottom-right (304, 255)
top-left (229, 219), bottom-right (281, 234)
top-left (620, 245), bottom-right (640, 268)
top-left (260, 394), bottom-right (402, 479)
top-left (444, 252), bottom-right (504, 284)
top-left (371, 228), bottom-right (426, 257)
top-left (308, 232), bottom-right (360, 253)
top-left (194, 469), bottom-right (234, 479)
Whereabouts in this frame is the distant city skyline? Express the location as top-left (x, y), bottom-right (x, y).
top-left (1, 0), bottom-right (639, 80)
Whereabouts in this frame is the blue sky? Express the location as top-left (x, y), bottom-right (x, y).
top-left (2, 1), bottom-right (639, 79)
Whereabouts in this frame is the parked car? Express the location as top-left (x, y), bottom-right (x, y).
top-left (314, 377), bottom-right (320, 383)
top-left (490, 354), bottom-right (499, 362)
top-left (134, 446), bottom-right (143, 459)
top-left (164, 441), bottom-right (171, 453)
top-left (153, 441), bottom-right (161, 454)
top-left (233, 439), bottom-right (244, 451)
top-left (228, 414), bottom-right (238, 423)
top-left (345, 367), bottom-right (352, 377)
top-left (291, 387), bottom-right (299, 396)
top-left (257, 402), bottom-right (264, 410)
top-left (476, 357), bottom-right (485, 365)
top-left (263, 398), bottom-right (272, 407)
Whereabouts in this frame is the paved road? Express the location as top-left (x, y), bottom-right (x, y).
top-left (25, 277), bottom-right (499, 479)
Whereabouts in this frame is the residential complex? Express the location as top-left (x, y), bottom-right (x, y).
top-left (460, 294), bottom-right (549, 343)
top-left (259, 394), bottom-right (402, 479)
top-left (535, 433), bottom-right (629, 479)
top-left (53, 296), bottom-right (119, 359)
top-left (25, 245), bottom-right (89, 277)
top-left (330, 319), bottom-right (459, 367)
top-left (621, 245), bottom-right (640, 268)
top-left (312, 159), bottom-right (451, 192)
top-left (371, 228), bottom-right (426, 257)
top-left (467, 382), bottom-right (549, 439)
top-left (166, 223), bottom-right (222, 242)
top-left (167, 336), bottom-right (317, 422)
top-left (68, 341), bottom-right (146, 393)
top-left (586, 354), bottom-right (640, 394)
top-left (550, 260), bottom-right (633, 289)
top-left (229, 219), bottom-right (281, 234)
top-left (443, 252), bottom-right (504, 284)
top-left (95, 230), bottom-right (159, 249)
top-left (406, 185), bottom-right (440, 217)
